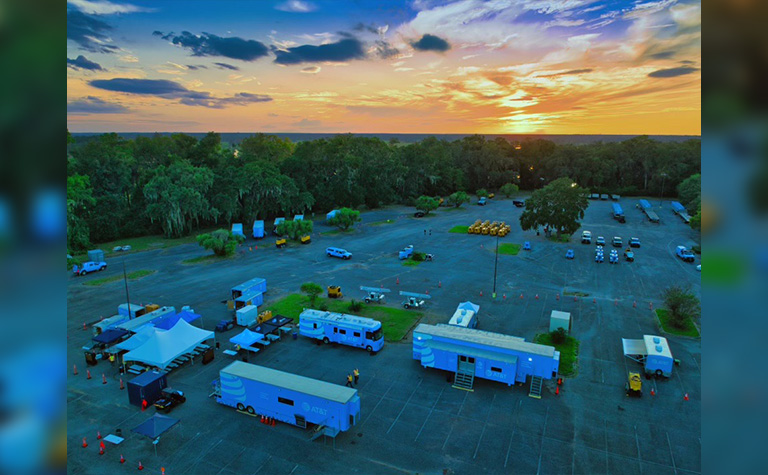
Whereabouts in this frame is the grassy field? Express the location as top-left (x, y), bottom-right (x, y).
top-left (441, 206), bottom-right (466, 212)
top-left (368, 219), bottom-right (395, 226)
top-left (266, 294), bottom-right (423, 342)
top-left (449, 225), bottom-right (469, 233)
top-left (83, 270), bottom-right (156, 287)
top-left (76, 229), bottom-right (215, 258)
top-left (534, 333), bottom-right (580, 377)
top-left (548, 235), bottom-right (571, 243)
top-left (321, 228), bottom-right (357, 236)
top-left (563, 290), bottom-right (590, 297)
top-left (402, 259), bottom-right (421, 267)
top-left (498, 243), bottom-right (521, 255)
top-left (181, 254), bottom-right (235, 265)
top-left (656, 309), bottom-right (700, 337)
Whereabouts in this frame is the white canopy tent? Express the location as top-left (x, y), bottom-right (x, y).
top-left (114, 326), bottom-right (164, 352)
top-left (123, 319), bottom-right (214, 369)
top-left (229, 329), bottom-right (264, 348)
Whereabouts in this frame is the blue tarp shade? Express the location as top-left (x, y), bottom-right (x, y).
top-left (671, 201), bottom-right (685, 213)
top-left (131, 414), bottom-right (179, 439)
top-left (638, 199), bottom-right (651, 209)
top-left (229, 328), bottom-right (264, 347)
top-left (153, 311), bottom-right (201, 331)
top-left (92, 328), bottom-right (129, 345)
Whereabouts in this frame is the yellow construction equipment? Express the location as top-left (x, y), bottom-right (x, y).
top-left (488, 193), bottom-right (495, 199)
top-left (276, 238), bottom-right (287, 248)
top-left (144, 304), bottom-right (160, 312)
top-left (300, 234), bottom-right (311, 244)
top-left (327, 285), bottom-right (343, 299)
top-left (626, 372), bottom-right (642, 397)
top-left (257, 310), bottom-right (273, 324)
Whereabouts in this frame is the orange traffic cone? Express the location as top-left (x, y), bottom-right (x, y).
top-left (120, 378), bottom-right (125, 390)
top-left (73, 364), bottom-right (78, 375)
top-left (535, 294), bottom-right (539, 300)
top-left (650, 389), bottom-right (655, 396)
top-left (425, 290), bottom-right (429, 295)
top-left (502, 294), bottom-right (506, 300)
top-left (260, 415), bottom-right (265, 423)
top-left (396, 277), bottom-right (399, 285)
top-left (438, 281), bottom-right (442, 288)
top-left (161, 468), bottom-right (165, 475)
top-left (593, 298), bottom-right (596, 303)
top-left (83, 322), bottom-right (87, 330)
top-left (120, 454), bottom-right (126, 464)
top-left (574, 296), bottom-right (578, 302)
top-left (519, 293), bottom-right (524, 300)
top-left (479, 290), bottom-right (483, 297)
top-left (271, 418), bottom-right (275, 427)
top-left (99, 446), bottom-right (104, 455)
top-left (684, 393), bottom-right (689, 401)
top-left (102, 373), bottom-right (107, 385)
top-left (138, 461), bottom-right (144, 470)
top-left (97, 431), bottom-right (102, 439)
top-left (649, 302), bottom-right (653, 309)
top-left (86, 370), bottom-right (92, 380)
top-left (82, 437), bottom-right (88, 448)
top-left (555, 386), bottom-right (560, 395)
top-left (633, 300), bottom-right (637, 308)
top-left (614, 299), bottom-right (618, 306)
top-left (556, 293), bottom-right (560, 300)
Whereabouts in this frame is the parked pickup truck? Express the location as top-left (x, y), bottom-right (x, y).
top-left (676, 246), bottom-right (695, 263)
top-left (73, 261), bottom-right (107, 276)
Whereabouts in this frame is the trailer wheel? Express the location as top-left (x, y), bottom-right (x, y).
top-left (403, 303), bottom-right (410, 309)
top-left (655, 369), bottom-right (663, 378)
top-left (237, 403), bottom-right (245, 412)
top-left (323, 337), bottom-right (330, 345)
top-left (364, 298), bottom-right (370, 303)
top-left (366, 345), bottom-right (373, 353)
top-left (246, 406), bottom-right (255, 415)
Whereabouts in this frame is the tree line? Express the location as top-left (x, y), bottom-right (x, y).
top-left (67, 131), bottom-right (700, 251)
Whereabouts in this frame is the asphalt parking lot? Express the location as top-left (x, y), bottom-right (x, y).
top-left (67, 197), bottom-right (701, 474)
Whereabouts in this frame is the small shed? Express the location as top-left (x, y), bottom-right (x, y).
top-left (293, 214), bottom-right (304, 221)
top-left (549, 310), bottom-right (571, 333)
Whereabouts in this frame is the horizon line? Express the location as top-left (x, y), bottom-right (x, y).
top-left (69, 131), bottom-right (702, 137)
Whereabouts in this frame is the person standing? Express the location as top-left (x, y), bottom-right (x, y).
top-left (353, 368), bottom-right (360, 385)
top-left (345, 374), bottom-right (354, 388)
top-left (109, 353), bottom-right (115, 367)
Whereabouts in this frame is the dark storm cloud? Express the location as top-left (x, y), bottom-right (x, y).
top-left (353, 23), bottom-right (379, 34)
top-left (67, 9), bottom-right (119, 53)
top-left (67, 55), bottom-right (104, 71)
top-left (88, 78), bottom-right (272, 108)
top-left (410, 34), bottom-right (450, 52)
top-left (185, 65), bottom-right (208, 70)
top-left (154, 31), bottom-right (270, 61)
top-left (374, 40), bottom-right (400, 59)
top-left (648, 51), bottom-right (675, 60)
top-left (540, 68), bottom-right (593, 77)
top-left (273, 38), bottom-right (366, 65)
top-left (67, 96), bottom-right (128, 114)
top-left (647, 66), bottom-right (699, 78)
top-left (214, 62), bottom-right (240, 71)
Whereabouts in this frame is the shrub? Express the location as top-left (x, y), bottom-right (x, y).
top-left (550, 327), bottom-right (567, 344)
top-left (196, 229), bottom-right (244, 256)
top-left (300, 282), bottom-right (323, 305)
top-left (348, 299), bottom-right (364, 312)
top-left (662, 285), bottom-right (701, 329)
top-left (447, 191), bottom-right (470, 208)
top-left (499, 183), bottom-right (519, 198)
top-left (327, 208), bottom-right (361, 230)
top-left (476, 188), bottom-right (489, 198)
top-left (412, 251), bottom-right (426, 261)
top-left (318, 303), bottom-right (329, 311)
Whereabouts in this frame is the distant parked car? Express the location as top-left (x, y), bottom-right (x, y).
top-left (512, 200), bottom-right (525, 208)
top-left (73, 261), bottom-right (107, 276)
top-left (624, 249), bottom-right (635, 262)
top-left (581, 231), bottom-right (592, 244)
top-left (596, 236), bottom-right (606, 246)
top-left (523, 241), bottom-right (531, 251)
top-left (611, 194), bottom-right (621, 201)
top-left (595, 252), bottom-right (604, 263)
top-left (612, 236), bottom-right (623, 247)
top-left (215, 319), bottom-right (235, 332)
top-left (609, 250), bottom-right (619, 264)
top-left (565, 249), bottom-right (575, 259)
top-left (477, 197), bottom-right (487, 206)
top-left (153, 388), bottom-right (186, 414)
top-left (629, 237), bottom-right (641, 248)
top-left (112, 246), bottom-right (122, 252)
top-left (413, 211), bottom-right (426, 218)
top-left (676, 245), bottom-right (695, 263)
top-left (600, 194), bottom-right (609, 200)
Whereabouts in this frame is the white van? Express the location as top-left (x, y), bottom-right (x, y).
top-left (581, 231), bottom-right (592, 244)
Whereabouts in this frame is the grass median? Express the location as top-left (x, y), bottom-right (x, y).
top-left (83, 270), bottom-right (156, 286)
top-left (534, 332), bottom-right (580, 377)
top-left (656, 309), bottom-right (700, 337)
top-left (449, 225), bottom-right (469, 233)
top-left (266, 294), bottom-right (424, 342)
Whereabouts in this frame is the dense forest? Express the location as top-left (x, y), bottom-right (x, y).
top-left (66, 131), bottom-right (701, 251)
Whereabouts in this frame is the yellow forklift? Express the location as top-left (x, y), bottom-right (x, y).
top-left (626, 372), bottom-right (642, 397)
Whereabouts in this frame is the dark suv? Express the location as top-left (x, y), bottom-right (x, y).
top-left (154, 388), bottom-right (186, 413)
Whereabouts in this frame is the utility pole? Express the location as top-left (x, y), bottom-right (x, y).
top-left (659, 172), bottom-right (668, 206)
top-left (123, 261), bottom-right (132, 319)
top-left (492, 233), bottom-right (499, 298)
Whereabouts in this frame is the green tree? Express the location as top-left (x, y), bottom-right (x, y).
top-left (662, 285), bottom-right (701, 329)
top-left (447, 191), bottom-right (470, 208)
top-left (415, 195), bottom-right (439, 215)
top-left (520, 178), bottom-right (588, 237)
top-left (300, 282), bottom-right (323, 305)
top-left (276, 219), bottom-right (314, 240)
top-left (677, 174), bottom-right (701, 211)
top-left (476, 188), bottom-right (489, 198)
top-left (67, 174), bottom-right (95, 252)
top-left (689, 205), bottom-right (701, 232)
top-left (196, 228), bottom-right (244, 256)
top-left (327, 208), bottom-right (361, 230)
top-left (143, 161), bottom-right (217, 238)
top-left (499, 183), bottom-right (519, 198)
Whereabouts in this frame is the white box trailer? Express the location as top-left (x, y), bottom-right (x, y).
top-left (622, 335), bottom-right (674, 377)
top-left (236, 305), bottom-right (260, 327)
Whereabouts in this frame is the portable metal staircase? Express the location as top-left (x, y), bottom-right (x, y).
top-left (452, 369), bottom-right (475, 391)
top-left (529, 376), bottom-right (543, 399)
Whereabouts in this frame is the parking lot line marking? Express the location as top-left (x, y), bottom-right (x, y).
top-left (666, 431), bottom-right (678, 474)
top-left (441, 418), bottom-right (457, 452)
top-left (675, 369), bottom-right (686, 393)
top-left (456, 387), bottom-right (469, 417)
top-left (254, 455), bottom-right (272, 474)
top-left (634, 425), bottom-right (643, 475)
top-left (535, 405), bottom-right (550, 475)
top-left (386, 379), bottom-right (423, 434)
top-left (604, 418), bottom-right (609, 474)
top-left (503, 397), bottom-right (523, 467)
top-left (472, 393), bottom-right (497, 459)
top-left (414, 385), bottom-right (446, 442)
top-left (289, 463), bottom-right (299, 474)
top-left (360, 379), bottom-right (396, 428)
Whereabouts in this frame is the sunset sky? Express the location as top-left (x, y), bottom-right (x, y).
top-left (66, 0), bottom-right (701, 135)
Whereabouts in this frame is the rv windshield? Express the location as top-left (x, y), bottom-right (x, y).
top-left (367, 329), bottom-right (383, 341)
